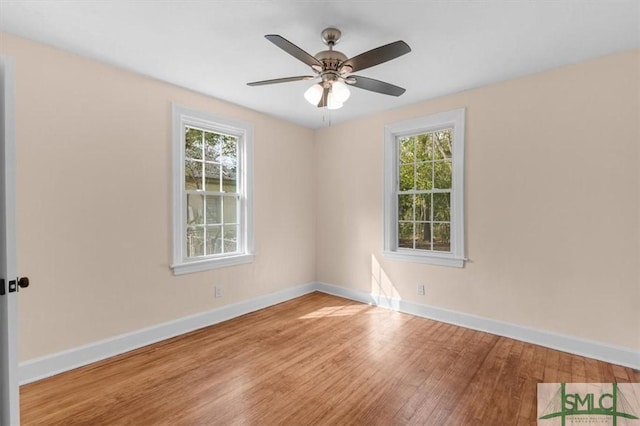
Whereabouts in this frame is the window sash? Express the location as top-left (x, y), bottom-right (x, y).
top-left (183, 198), bottom-right (241, 258)
top-left (395, 129), bottom-right (453, 254)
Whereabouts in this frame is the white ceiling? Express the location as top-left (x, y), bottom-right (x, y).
top-left (0, 1), bottom-right (638, 129)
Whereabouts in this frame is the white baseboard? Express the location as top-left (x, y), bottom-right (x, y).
top-left (19, 281), bottom-right (639, 384)
top-left (314, 282), bottom-right (640, 370)
top-left (19, 282), bottom-right (316, 385)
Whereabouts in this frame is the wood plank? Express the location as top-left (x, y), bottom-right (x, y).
top-left (571, 355), bottom-right (587, 383)
top-left (19, 292), bottom-right (636, 425)
top-left (584, 357), bottom-right (603, 382)
top-left (515, 344), bottom-right (547, 424)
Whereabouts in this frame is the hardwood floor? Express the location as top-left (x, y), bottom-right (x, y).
top-left (20, 292), bottom-right (639, 425)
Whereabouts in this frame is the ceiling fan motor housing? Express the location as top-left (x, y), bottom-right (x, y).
top-left (315, 49), bottom-right (347, 74)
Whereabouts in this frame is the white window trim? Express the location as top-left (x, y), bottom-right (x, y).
top-left (171, 104), bottom-right (254, 275)
top-left (383, 108), bottom-right (466, 268)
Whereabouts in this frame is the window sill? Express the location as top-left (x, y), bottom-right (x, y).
top-left (171, 254), bottom-right (254, 275)
top-left (383, 250), bottom-right (465, 268)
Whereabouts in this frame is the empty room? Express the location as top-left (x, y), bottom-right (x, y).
top-left (0, 1), bottom-right (639, 425)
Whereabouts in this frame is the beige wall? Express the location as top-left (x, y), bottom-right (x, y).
top-left (315, 49), bottom-right (640, 350)
top-left (0, 33), bottom-right (316, 361)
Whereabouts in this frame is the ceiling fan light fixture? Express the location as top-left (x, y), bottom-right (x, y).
top-left (327, 99), bottom-right (343, 110)
top-left (326, 87), bottom-right (344, 110)
top-left (304, 83), bottom-right (324, 105)
top-left (331, 81), bottom-right (350, 103)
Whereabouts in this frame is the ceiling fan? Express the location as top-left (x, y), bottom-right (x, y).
top-left (247, 28), bottom-right (411, 110)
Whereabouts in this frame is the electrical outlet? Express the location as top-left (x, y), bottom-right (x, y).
top-left (215, 286), bottom-right (223, 298)
top-left (417, 284), bottom-right (425, 296)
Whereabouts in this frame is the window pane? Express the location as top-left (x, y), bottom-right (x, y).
top-left (204, 131), bottom-right (221, 162)
top-left (223, 225), bottom-right (237, 253)
top-left (204, 163), bottom-right (221, 192)
top-left (185, 159), bottom-right (202, 190)
top-left (398, 222), bottom-right (414, 249)
top-left (221, 135), bottom-right (237, 159)
top-left (399, 164), bottom-right (414, 191)
top-left (415, 194), bottom-right (431, 222)
top-left (433, 223), bottom-right (451, 252)
top-left (399, 137), bottom-right (414, 164)
top-left (223, 195), bottom-right (237, 224)
top-left (415, 222), bottom-right (432, 250)
top-left (222, 160), bottom-right (237, 193)
top-left (415, 163), bottom-right (433, 190)
top-left (415, 133), bottom-right (433, 162)
top-left (398, 194), bottom-right (413, 221)
top-left (185, 127), bottom-right (203, 160)
top-left (204, 226), bottom-right (222, 255)
top-left (186, 194), bottom-right (204, 225)
top-left (206, 195), bottom-right (222, 224)
top-left (186, 227), bottom-right (204, 257)
top-left (433, 193), bottom-right (450, 221)
top-left (434, 129), bottom-right (452, 159)
top-left (434, 161), bottom-right (452, 189)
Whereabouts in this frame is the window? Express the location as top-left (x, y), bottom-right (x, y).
top-left (383, 108), bottom-right (465, 267)
top-left (171, 105), bottom-right (254, 275)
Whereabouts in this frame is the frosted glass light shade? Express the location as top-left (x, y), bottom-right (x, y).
top-left (331, 81), bottom-right (350, 103)
top-left (304, 84), bottom-right (323, 105)
top-left (327, 94), bottom-right (343, 110)
top-left (304, 81), bottom-right (349, 109)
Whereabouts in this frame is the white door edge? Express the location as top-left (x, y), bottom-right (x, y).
top-left (0, 54), bottom-right (20, 426)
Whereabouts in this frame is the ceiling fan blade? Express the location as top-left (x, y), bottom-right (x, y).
top-left (348, 75), bottom-right (406, 96)
top-left (247, 76), bottom-right (315, 86)
top-left (265, 34), bottom-right (323, 68)
top-left (317, 86), bottom-right (329, 108)
top-left (341, 41), bottom-right (411, 73)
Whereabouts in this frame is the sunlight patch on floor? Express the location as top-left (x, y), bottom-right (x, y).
top-left (298, 304), bottom-right (369, 319)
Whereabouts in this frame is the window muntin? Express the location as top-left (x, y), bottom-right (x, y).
top-left (172, 105), bottom-right (253, 275)
top-left (383, 108), bottom-right (465, 267)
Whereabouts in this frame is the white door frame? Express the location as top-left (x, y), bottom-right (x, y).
top-left (0, 55), bottom-right (20, 426)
